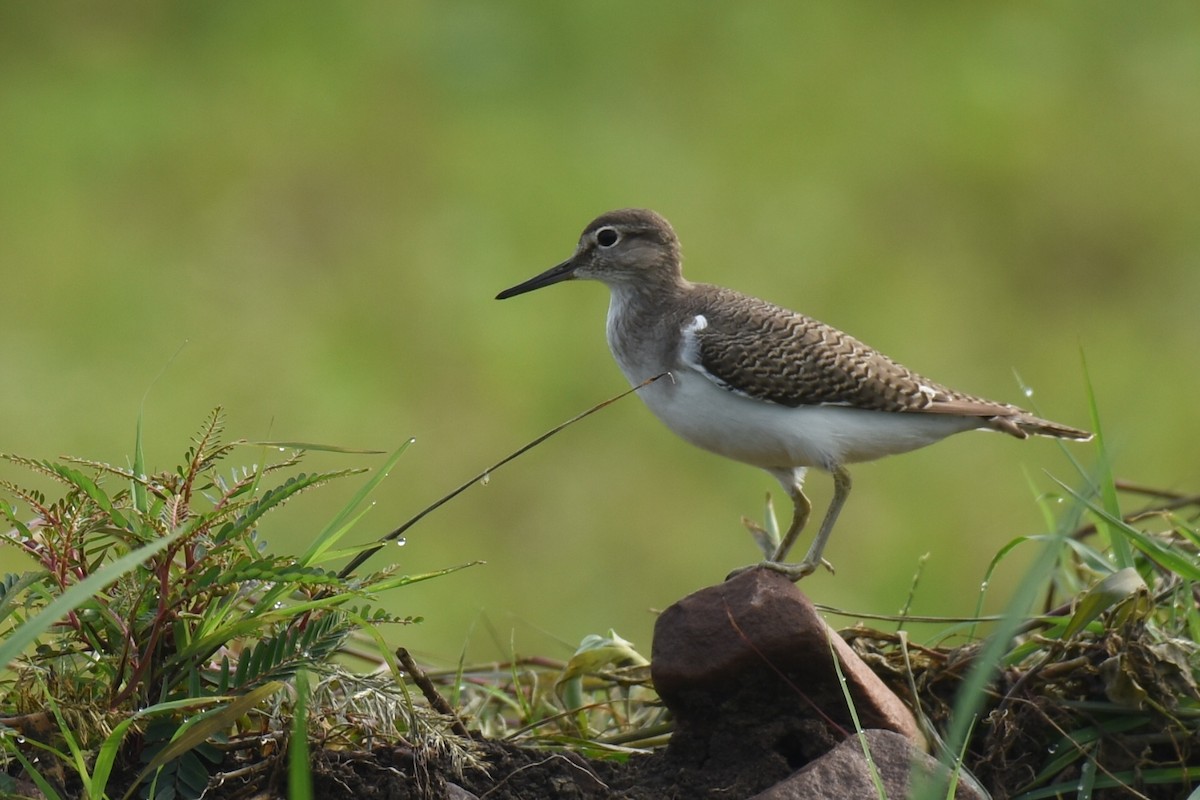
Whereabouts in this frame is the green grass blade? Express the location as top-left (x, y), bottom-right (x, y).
top-left (38, 678), bottom-right (92, 792)
top-left (89, 716), bottom-right (139, 796)
top-left (1053, 476), bottom-right (1200, 580)
top-left (826, 629), bottom-right (888, 799)
top-left (1079, 350), bottom-right (1131, 568)
top-left (132, 342), bottom-right (187, 513)
top-left (9, 747), bottom-right (64, 800)
top-left (253, 440), bottom-right (385, 454)
top-left (297, 504), bottom-right (375, 567)
top-left (298, 440), bottom-right (413, 567)
top-left (132, 409), bottom-right (149, 514)
top-left (289, 669), bottom-right (313, 800)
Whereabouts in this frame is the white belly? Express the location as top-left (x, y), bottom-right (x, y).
top-left (633, 369), bottom-right (983, 471)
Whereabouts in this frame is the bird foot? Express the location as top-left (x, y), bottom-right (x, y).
top-left (726, 557), bottom-right (835, 583)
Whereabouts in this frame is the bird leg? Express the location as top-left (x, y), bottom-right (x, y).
top-left (727, 466), bottom-right (852, 582)
top-left (770, 481), bottom-right (811, 563)
top-left (756, 466), bottom-right (850, 581)
top-left (793, 465), bottom-right (851, 578)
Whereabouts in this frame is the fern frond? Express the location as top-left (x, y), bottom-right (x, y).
top-left (226, 613), bottom-right (351, 690)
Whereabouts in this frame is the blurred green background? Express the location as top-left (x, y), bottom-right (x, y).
top-left (2, 4), bottom-right (1197, 665)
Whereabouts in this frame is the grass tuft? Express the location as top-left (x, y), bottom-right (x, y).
top-left (0, 408), bottom-right (468, 798)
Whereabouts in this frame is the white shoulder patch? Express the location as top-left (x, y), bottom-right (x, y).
top-left (679, 314), bottom-right (747, 394)
top-left (678, 315), bottom-right (709, 372)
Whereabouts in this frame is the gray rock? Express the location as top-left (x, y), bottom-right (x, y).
top-left (750, 729), bottom-right (987, 800)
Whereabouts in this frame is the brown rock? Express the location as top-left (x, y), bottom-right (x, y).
top-left (653, 567), bottom-right (922, 743)
top-left (650, 567), bottom-right (924, 786)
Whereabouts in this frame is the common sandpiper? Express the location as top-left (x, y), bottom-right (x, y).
top-left (496, 208), bottom-right (1091, 580)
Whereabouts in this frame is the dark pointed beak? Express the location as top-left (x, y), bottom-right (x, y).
top-left (496, 257), bottom-right (578, 300)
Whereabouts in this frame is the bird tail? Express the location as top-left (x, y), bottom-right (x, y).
top-left (988, 412), bottom-right (1093, 441)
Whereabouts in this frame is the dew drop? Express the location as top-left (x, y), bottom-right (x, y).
top-left (395, 537), bottom-right (407, 547)
top-left (1023, 386), bottom-right (1034, 398)
top-left (480, 472), bottom-right (490, 487)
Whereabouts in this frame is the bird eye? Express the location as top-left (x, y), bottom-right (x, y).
top-left (595, 227), bottom-right (620, 248)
